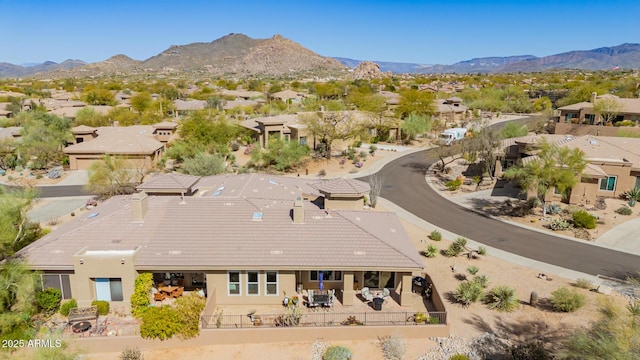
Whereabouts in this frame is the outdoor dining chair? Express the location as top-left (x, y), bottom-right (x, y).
top-left (361, 287), bottom-right (374, 302)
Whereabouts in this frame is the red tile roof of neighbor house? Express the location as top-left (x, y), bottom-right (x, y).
top-left (18, 175), bottom-right (423, 272)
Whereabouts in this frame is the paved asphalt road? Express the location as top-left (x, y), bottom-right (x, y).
top-left (0, 184), bottom-right (90, 198)
top-left (358, 148), bottom-right (640, 280)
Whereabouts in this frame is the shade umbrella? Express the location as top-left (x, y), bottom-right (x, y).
top-left (318, 271), bottom-right (324, 290)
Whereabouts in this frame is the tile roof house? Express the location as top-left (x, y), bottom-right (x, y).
top-left (557, 92), bottom-right (640, 125)
top-left (497, 134), bottom-right (640, 205)
top-left (18, 174), bottom-right (423, 312)
top-left (64, 124), bottom-right (172, 170)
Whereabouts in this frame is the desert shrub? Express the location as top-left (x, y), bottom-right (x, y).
top-left (445, 243), bottom-right (464, 257)
top-left (549, 218), bottom-right (572, 231)
top-left (477, 246), bottom-right (487, 255)
top-left (550, 287), bottom-right (586, 312)
top-left (368, 145), bottom-right (377, 155)
top-left (140, 306), bottom-right (182, 340)
top-left (323, 345), bottom-right (353, 360)
top-left (454, 237), bottom-right (468, 248)
top-left (276, 306), bottom-right (303, 327)
top-left (467, 266), bottom-right (479, 275)
top-left (453, 281), bottom-right (483, 306)
top-left (120, 347), bottom-right (144, 360)
top-left (574, 278), bottom-right (593, 289)
top-left (91, 300), bottom-right (110, 315)
top-left (423, 244), bottom-right (438, 258)
top-left (445, 237), bottom-right (467, 257)
top-left (131, 273), bottom-right (154, 318)
top-left (174, 293), bottom-right (206, 339)
top-left (473, 275), bottom-right (490, 288)
top-left (572, 210), bottom-right (596, 229)
top-left (377, 335), bottom-right (406, 360)
top-left (544, 203), bottom-right (561, 215)
top-left (429, 230), bottom-right (442, 241)
top-left (485, 285), bottom-right (519, 312)
top-left (445, 178), bottom-right (462, 191)
top-left (36, 288), bottom-right (61, 314)
top-left (59, 299), bottom-right (77, 316)
top-left (449, 355), bottom-right (470, 360)
top-left (509, 341), bottom-right (551, 360)
top-left (615, 206), bottom-right (632, 215)
top-left (230, 142), bottom-right (240, 151)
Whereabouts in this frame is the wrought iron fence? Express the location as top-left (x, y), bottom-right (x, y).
top-left (202, 311), bottom-right (447, 329)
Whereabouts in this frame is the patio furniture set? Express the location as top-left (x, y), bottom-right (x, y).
top-left (306, 289), bottom-right (335, 308)
top-left (153, 284), bottom-right (185, 303)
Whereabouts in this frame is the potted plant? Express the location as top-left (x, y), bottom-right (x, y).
top-left (291, 295), bottom-right (299, 306)
top-left (413, 312), bottom-right (428, 324)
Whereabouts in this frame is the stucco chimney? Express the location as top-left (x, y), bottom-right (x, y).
top-left (131, 191), bottom-right (148, 222)
top-left (293, 196), bottom-right (304, 223)
top-left (591, 92), bottom-right (597, 103)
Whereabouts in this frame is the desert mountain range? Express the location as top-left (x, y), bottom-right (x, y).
top-left (1, 34), bottom-right (638, 78)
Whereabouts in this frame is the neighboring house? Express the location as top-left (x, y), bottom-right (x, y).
top-left (434, 97), bottom-right (469, 125)
top-left (49, 105), bottom-right (112, 120)
top-left (173, 99), bottom-right (207, 116)
top-left (0, 126), bottom-right (21, 140)
top-left (557, 92), bottom-right (640, 125)
top-left (0, 103), bottom-right (13, 118)
top-left (17, 174), bottom-right (423, 314)
top-left (64, 124), bottom-right (172, 170)
top-left (241, 111), bottom-right (370, 152)
top-left (270, 90), bottom-right (307, 105)
top-left (497, 134), bottom-right (640, 205)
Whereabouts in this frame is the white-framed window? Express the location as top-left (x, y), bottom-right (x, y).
top-left (310, 271), bottom-right (342, 282)
top-left (228, 271), bottom-right (241, 295)
top-left (247, 271), bottom-right (259, 295)
top-left (94, 278), bottom-right (123, 301)
top-left (599, 176), bottom-right (617, 192)
top-left (635, 176), bottom-right (640, 190)
top-left (265, 271), bottom-right (278, 296)
top-left (553, 186), bottom-right (562, 196)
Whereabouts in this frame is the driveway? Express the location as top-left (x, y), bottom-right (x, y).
top-left (357, 148), bottom-right (640, 280)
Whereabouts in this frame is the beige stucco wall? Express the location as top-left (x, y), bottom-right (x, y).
top-left (206, 270), bottom-right (296, 306)
top-left (324, 197), bottom-right (365, 210)
top-left (67, 153), bottom-right (159, 170)
top-left (71, 325), bottom-right (450, 354)
top-left (72, 249), bottom-right (139, 311)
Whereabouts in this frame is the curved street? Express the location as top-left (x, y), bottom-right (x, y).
top-left (359, 148), bottom-right (640, 280)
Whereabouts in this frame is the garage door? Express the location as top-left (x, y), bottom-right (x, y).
top-left (75, 158), bottom-right (98, 170)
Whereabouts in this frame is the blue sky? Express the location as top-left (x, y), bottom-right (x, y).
top-left (1, 0), bottom-right (638, 65)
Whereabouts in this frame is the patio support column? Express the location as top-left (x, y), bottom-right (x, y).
top-left (342, 273), bottom-right (355, 306)
top-left (399, 274), bottom-right (413, 306)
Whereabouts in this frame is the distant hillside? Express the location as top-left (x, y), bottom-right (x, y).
top-left (140, 33), bottom-right (346, 76)
top-left (0, 59), bottom-right (86, 78)
top-left (335, 43), bottom-right (640, 74)
top-left (501, 43), bottom-right (640, 72)
top-left (427, 55), bottom-right (538, 73)
top-left (3, 40), bottom-right (640, 78)
top-left (67, 54), bottom-right (142, 76)
top-left (334, 57), bottom-right (435, 74)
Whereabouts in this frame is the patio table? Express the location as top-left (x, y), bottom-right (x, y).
top-left (159, 285), bottom-right (178, 296)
